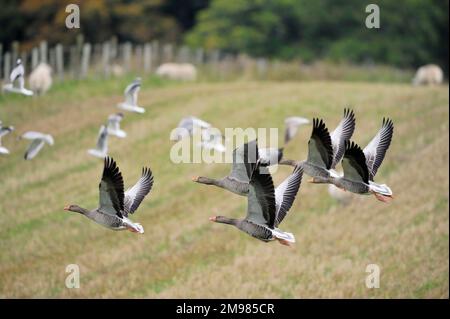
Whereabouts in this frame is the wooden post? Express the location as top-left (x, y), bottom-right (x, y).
top-left (69, 45), bottom-right (78, 79)
top-left (135, 45), bottom-right (142, 73)
top-left (143, 43), bottom-right (152, 73)
top-left (55, 44), bottom-right (64, 81)
top-left (80, 43), bottom-right (91, 78)
top-left (11, 41), bottom-right (19, 65)
top-left (0, 44), bottom-right (3, 79)
top-left (195, 48), bottom-right (204, 65)
top-left (49, 47), bottom-right (56, 72)
top-left (31, 47), bottom-right (39, 70)
top-left (151, 40), bottom-right (160, 67)
top-left (101, 41), bottom-right (110, 78)
top-left (21, 52), bottom-right (28, 74)
top-left (110, 36), bottom-right (118, 60)
top-left (123, 42), bottom-right (132, 73)
top-left (162, 43), bottom-right (173, 63)
top-left (40, 41), bottom-right (48, 64)
top-left (3, 52), bottom-right (11, 82)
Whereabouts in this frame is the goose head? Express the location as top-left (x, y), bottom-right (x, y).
top-left (64, 204), bottom-right (88, 214)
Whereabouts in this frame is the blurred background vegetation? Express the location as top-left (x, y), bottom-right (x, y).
top-left (0, 0), bottom-right (448, 75)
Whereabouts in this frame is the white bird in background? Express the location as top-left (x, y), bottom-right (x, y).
top-left (0, 121), bottom-right (15, 155)
top-left (198, 128), bottom-right (226, 153)
top-left (88, 125), bottom-right (109, 159)
top-left (328, 184), bottom-right (353, 205)
top-left (172, 116), bottom-right (212, 141)
top-left (20, 131), bottom-right (54, 160)
top-left (106, 113), bottom-right (127, 138)
top-left (2, 59), bottom-right (34, 96)
top-left (284, 116), bottom-right (310, 145)
top-left (117, 77), bottom-right (145, 113)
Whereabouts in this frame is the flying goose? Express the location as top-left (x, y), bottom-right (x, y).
top-left (192, 140), bottom-right (258, 196)
top-left (198, 128), bottom-right (226, 153)
top-left (331, 119), bottom-right (394, 202)
top-left (107, 113), bottom-right (127, 138)
top-left (20, 131), bottom-right (54, 160)
top-left (117, 77), bottom-right (145, 113)
top-left (209, 162), bottom-right (303, 246)
top-left (2, 59), bottom-right (33, 96)
top-left (64, 157), bottom-right (153, 233)
top-left (280, 109), bottom-right (355, 179)
top-left (284, 116), bottom-right (310, 145)
top-left (172, 116), bottom-right (211, 141)
top-left (0, 122), bottom-right (14, 155)
top-left (88, 125), bottom-right (109, 159)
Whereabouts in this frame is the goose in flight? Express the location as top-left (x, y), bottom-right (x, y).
top-left (20, 131), bottom-right (54, 160)
top-left (331, 119), bottom-right (394, 202)
top-left (117, 78), bottom-right (145, 113)
top-left (192, 140), bottom-right (259, 196)
top-left (198, 128), bottom-right (226, 153)
top-left (2, 59), bottom-right (33, 96)
top-left (284, 116), bottom-right (310, 145)
top-left (280, 109), bottom-right (355, 179)
top-left (209, 162), bottom-right (303, 246)
top-left (88, 125), bottom-right (109, 159)
top-left (64, 157), bottom-right (153, 233)
top-left (107, 113), bottom-right (127, 138)
top-left (172, 116), bottom-right (211, 141)
top-left (0, 122), bottom-right (14, 155)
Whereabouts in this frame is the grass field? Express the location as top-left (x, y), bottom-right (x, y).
top-left (0, 77), bottom-right (448, 298)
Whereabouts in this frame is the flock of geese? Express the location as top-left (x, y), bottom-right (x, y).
top-left (1, 58), bottom-right (395, 246)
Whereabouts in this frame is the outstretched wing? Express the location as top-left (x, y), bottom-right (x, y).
top-left (24, 139), bottom-right (45, 160)
top-left (284, 116), bottom-right (309, 145)
top-left (229, 140), bottom-right (259, 183)
top-left (330, 108), bottom-right (355, 168)
top-left (123, 167), bottom-right (154, 216)
top-left (342, 141), bottom-right (369, 184)
top-left (98, 157), bottom-right (125, 217)
top-left (125, 81), bottom-right (141, 105)
top-left (246, 162), bottom-right (276, 228)
top-left (274, 164), bottom-right (303, 227)
top-left (363, 118), bottom-right (394, 180)
top-left (307, 118), bottom-right (333, 169)
top-left (96, 125), bottom-right (108, 153)
top-left (10, 62), bottom-right (24, 84)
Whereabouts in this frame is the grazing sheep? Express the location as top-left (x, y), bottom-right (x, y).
top-left (29, 63), bottom-right (52, 95)
top-left (412, 64), bottom-right (444, 86)
top-left (156, 63), bottom-right (197, 81)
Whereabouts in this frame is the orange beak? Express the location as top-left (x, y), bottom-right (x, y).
top-left (307, 178), bottom-right (314, 183)
top-left (192, 176), bottom-right (198, 182)
top-left (64, 205), bottom-right (70, 211)
top-left (209, 216), bottom-right (216, 222)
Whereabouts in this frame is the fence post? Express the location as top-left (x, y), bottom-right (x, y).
top-left (80, 43), bottom-right (91, 78)
top-left (195, 48), bottom-right (204, 66)
top-left (11, 41), bottom-right (19, 65)
top-left (21, 52), bottom-right (28, 74)
top-left (49, 47), bottom-right (56, 72)
top-left (151, 40), bottom-right (160, 68)
top-left (143, 43), bottom-right (152, 73)
top-left (40, 41), bottom-right (48, 64)
top-left (102, 41), bottom-right (110, 78)
top-left (55, 44), bottom-right (64, 81)
top-left (123, 42), bottom-right (132, 73)
top-left (3, 52), bottom-right (11, 82)
top-left (135, 45), bottom-right (142, 73)
top-left (162, 43), bottom-right (173, 63)
top-left (31, 47), bottom-right (39, 70)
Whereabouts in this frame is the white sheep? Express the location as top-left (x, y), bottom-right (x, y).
top-left (29, 63), bottom-right (52, 95)
top-left (412, 64), bottom-right (444, 86)
top-left (155, 63), bottom-right (197, 81)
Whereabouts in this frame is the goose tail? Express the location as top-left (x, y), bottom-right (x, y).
top-left (272, 228), bottom-right (296, 245)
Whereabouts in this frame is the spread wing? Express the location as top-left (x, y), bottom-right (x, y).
top-left (274, 164), bottom-right (303, 227)
top-left (363, 118), bottom-right (394, 180)
top-left (246, 163), bottom-right (276, 228)
top-left (228, 140), bottom-right (258, 183)
top-left (123, 167), bottom-right (154, 216)
top-left (98, 157), bottom-right (125, 217)
top-left (125, 81), bottom-right (140, 105)
top-left (10, 63), bottom-right (24, 84)
top-left (284, 117), bottom-right (309, 145)
top-left (307, 118), bottom-right (333, 169)
top-left (342, 141), bottom-right (369, 184)
top-left (96, 125), bottom-right (108, 152)
top-left (24, 139), bottom-right (45, 160)
top-left (330, 108), bottom-right (355, 168)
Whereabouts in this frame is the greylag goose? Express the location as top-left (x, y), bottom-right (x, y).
top-left (284, 116), bottom-right (310, 145)
top-left (64, 157), bottom-right (153, 233)
top-left (172, 116), bottom-right (211, 141)
top-left (331, 119), bottom-right (394, 202)
top-left (0, 122), bottom-right (14, 155)
top-left (2, 59), bottom-right (33, 96)
top-left (117, 77), bottom-right (145, 113)
top-left (88, 125), bottom-right (108, 159)
top-left (280, 109), bottom-right (355, 179)
top-left (192, 140), bottom-right (258, 196)
top-left (107, 113), bottom-right (127, 138)
top-left (209, 162), bottom-right (303, 246)
top-left (20, 131), bottom-right (54, 160)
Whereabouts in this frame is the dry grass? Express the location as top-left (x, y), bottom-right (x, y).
top-left (0, 79), bottom-right (448, 298)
